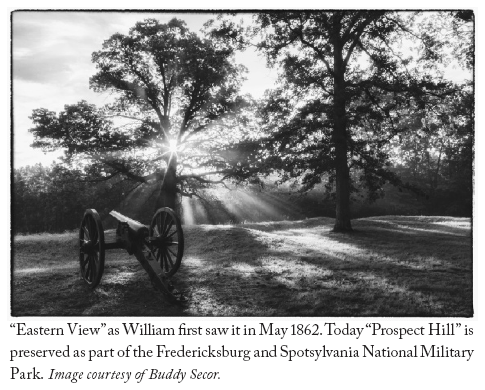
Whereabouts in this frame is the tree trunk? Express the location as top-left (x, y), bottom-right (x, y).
top-left (155, 115), bottom-right (180, 215)
top-left (156, 155), bottom-right (179, 213)
top-left (332, 37), bottom-right (353, 232)
top-left (334, 141), bottom-right (352, 232)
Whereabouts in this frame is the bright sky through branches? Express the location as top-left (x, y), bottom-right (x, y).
top-left (12, 11), bottom-right (277, 168)
top-left (12, 11), bottom-right (469, 169)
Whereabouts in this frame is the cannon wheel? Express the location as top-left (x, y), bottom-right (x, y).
top-left (79, 209), bottom-right (105, 288)
top-left (148, 208), bottom-right (184, 276)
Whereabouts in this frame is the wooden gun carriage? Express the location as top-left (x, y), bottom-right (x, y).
top-left (79, 207), bottom-right (184, 302)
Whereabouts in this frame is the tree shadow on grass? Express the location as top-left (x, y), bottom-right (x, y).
top-left (173, 217), bottom-right (472, 317)
top-left (11, 216), bottom-right (472, 316)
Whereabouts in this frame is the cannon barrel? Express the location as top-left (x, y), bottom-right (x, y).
top-left (109, 210), bottom-right (149, 239)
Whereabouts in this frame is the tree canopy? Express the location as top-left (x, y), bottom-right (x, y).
top-left (29, 18), bottom-right (257, 211)
top-left (209, 11), bottom-right (473, 231)
top-left (26, 13), bottom-right (473, 230)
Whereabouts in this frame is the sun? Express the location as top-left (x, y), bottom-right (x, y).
top-left (169, 139), bottom-right (178, 154)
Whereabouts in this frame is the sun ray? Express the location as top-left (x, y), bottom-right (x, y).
top-left (181, 196), bottom-right (195, 225)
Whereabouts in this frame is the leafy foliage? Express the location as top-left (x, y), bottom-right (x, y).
top-left (13, 163), bottom-right (135, 234)
top-left (388, 83), bottom-right (473, 215)
top-left (29, 18), bottom-right (257, 209)
top-left (209, 11), bottom-right (473, 229)
top-left (24, 13), bottom-right (473, 233)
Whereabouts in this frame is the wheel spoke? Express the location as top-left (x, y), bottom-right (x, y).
top-left (161, 212), bottom-right (167, 233)
top-left (166, 229), bottom-right (177, 239)
top-left (159, 252), bottom-right (165, 271)
top-left (89, 258), bottom-right (95, 282)
top-left (158, 250), bottom-right (165, 271)
top-left (156, 211), bottom-right (161, 229)
top-left (157, 212), bottom-right (165, 237)
top-left (82, 226), bottom-right (90, 240)
top-left (163, 219), bottom-right (174, 237)
top-left (85, 255), bottom-right (92, 281)
top-left (165, 249), bottom-right (174, 267)
top-left (162, 251), bottom-right (170, 271)
top-left (90, 218), bottom-right (98, 242)
top-left (156, 248), bottom-right (162, 263)
top-left (167, 246), bottom-right (178, 259)
top-left (91, 253), bottom-right (97, 279)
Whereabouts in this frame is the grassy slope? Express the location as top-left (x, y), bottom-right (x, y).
top-left (12, 216), bottom-right (472, 316)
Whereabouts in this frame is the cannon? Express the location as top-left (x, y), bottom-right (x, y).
top-left (79, 207), bottom-right (184, 302)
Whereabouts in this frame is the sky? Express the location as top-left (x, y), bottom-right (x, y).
top-left (11, 10), bottom-right (472, 169)
top-left (12, 11), bottom-right (278, 168)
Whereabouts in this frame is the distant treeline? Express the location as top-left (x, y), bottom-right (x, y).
top-left (12, 164), bottom-right (136, 234)
top-left (13, 154), bottom-right (471, 234)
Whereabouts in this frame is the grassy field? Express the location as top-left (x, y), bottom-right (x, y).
top-left (12, 215), bottom-right (472, 316)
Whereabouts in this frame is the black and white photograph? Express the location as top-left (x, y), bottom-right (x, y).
top-left (11, 10), bottom-right (474, 317)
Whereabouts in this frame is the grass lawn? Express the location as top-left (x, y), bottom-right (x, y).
top-left (11, 215), bottom-right (472, 316)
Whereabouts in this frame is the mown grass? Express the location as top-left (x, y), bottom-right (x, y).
top-left (11, 216), bottom-right (472, 316)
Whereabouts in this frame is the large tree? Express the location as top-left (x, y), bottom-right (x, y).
top-left (29, 18), bottom-right (256, 212)
top-left (212, 11), bottom-right (466, 231)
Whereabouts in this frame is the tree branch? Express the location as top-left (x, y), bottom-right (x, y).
top-left (102, 160), bottom-right (149, 183)
top-left (343, 14), bottom-right (382, 68)
top-left (285, 19), bottom-right (335, 77)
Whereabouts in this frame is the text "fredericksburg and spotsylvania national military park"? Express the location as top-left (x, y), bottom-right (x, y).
top-left (12, 322), bottom-right (475, 362)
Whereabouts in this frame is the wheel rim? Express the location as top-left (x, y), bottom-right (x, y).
top-left (149, 208), bottom-right (184, 276)
top-left (79, 209), bottom-right (105, 288)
